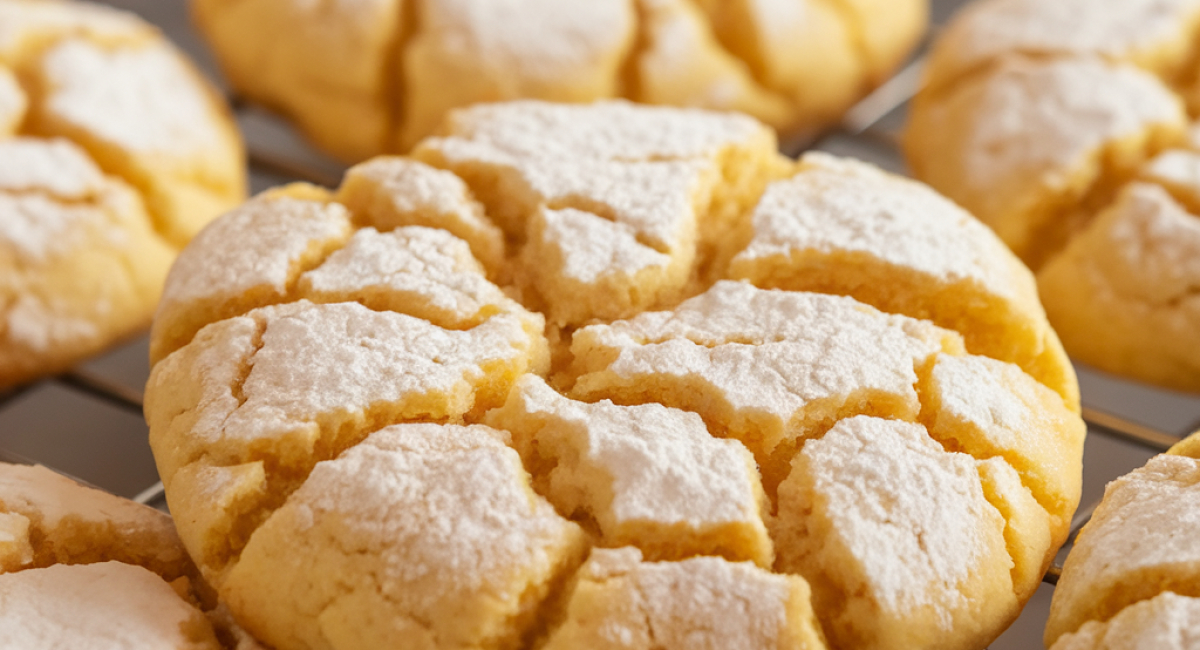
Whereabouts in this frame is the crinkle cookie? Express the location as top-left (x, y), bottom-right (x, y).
top-left (0, 0), bottom-right (245, 390)
top-left (0, 462), bottom-right (231, 649)
top-left (190, 0), bottom-right (928, 162)
top-left (905, 0), bottom-right (1200, 391)
top-left (146, 101), bottom-right (1084, 650)
top-left (1044, 431), bottom-right (1200, 649)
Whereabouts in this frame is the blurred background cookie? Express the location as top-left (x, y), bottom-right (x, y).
top-left (905, 0), bottom-right (1200, 391)
top-left (190, 0), bottom-right (928, 162)
top-left (145, 101), bottom-right (1084, 650)
top-left (0, 0), bottom-right (245, 390)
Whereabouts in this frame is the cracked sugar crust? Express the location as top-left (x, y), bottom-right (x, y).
top-left (542, 547), bottom-right (827, 650)
top-left (772, 416), bottom-right (1016, 650)
top-left (334, 157), bottom-right (506, 273)
top-left (146, 300), bottom-right (548, 582)
top-left (1037, 182), bottom-right (1200, 391)
top-left (0, 561), bottom-right (222, 650)
top-left (918, 354), bottom-right (1085, 547)
top-left (1050, 592), bottom-right (1200, 650)
top-left (485, 375), bottom-right (772, 567)
top-left (0, 462), bottom-right (191, 581)
top-left (148, 193), bottom-right (354, 365)
top-left (147, 103), bottom-right (1086, 650)
top-left (728, 152), bottom-right (1077, 406)
top-left (0, 137), bottom-right (175, 389)
top-left (1046, 454), bottom-right (1200, 646)
top-left (569, 281), bottom-right (963, 482)
top-left (220, 424), bottom-right (587, 650)
top-left (414, 101), bottom-right (783, 325)
top-left (923, 0), bottom-right (1200, 90)
top-left (0, 0), bottom-right (244, 389)
top-left (192, 0), bottom-right (925, 161)
top-left (906, 55), bottom-right (1185, 268)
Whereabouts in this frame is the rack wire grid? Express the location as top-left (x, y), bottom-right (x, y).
top-left (3, 1), bottom-right (1198, 648)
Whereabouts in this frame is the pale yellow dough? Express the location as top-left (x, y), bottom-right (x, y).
top-left (0, 0), bottom-right (245, 390)
top-left (1046, 431), bottom-right (1200, 648)
top-left (907, 0), bottom-right (1200, 391)
top-left (146, 101), bottom-right (1083, 650)
top-left (0, 462), bottom-right (226, 649)
top-left (191, 0), bottom-right (928, 161)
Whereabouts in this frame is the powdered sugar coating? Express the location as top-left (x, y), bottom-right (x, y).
top-left (734, 153), bottom-right (1021, 297)
top-left (220, 423), bottom-right (585, 650)
top-left (543, 547), bottom-right (823, 650)
top-left (1050, 592), bottom-right (1200, 650)
top-left (774, 416), bottom-right (1013, 650)
top-left (39, 39), bottom-right (225, 156)
top-left (571, 282), bottom-right (961, 462)
top-left (0, 562), bottom-right (221, 650)
top-left (0, 463), bottom-right (167, 534)
top-left (925, 0), bottom-right (1200, 88)
top-left (487, 375), bottom-right (771, 565)
top-left (912, 56), bottom-right (1183, 250)
top-left (1046, 454), bottom-right (1200, 644)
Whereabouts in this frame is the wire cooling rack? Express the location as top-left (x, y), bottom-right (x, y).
top-left (3, 1), bottom-right (1199, 648)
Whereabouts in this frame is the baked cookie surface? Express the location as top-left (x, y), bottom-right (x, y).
top-left (0, 0), bottom-right (244, 390)
top-left (147, 101), bottom-right (1084, 650)
top-left (190, 0), bottom-right (928, 162)
top-left (906, 0), bottom-right (1200, 391)
top-left (0, 461), bottom-right (229, 650)
top-left (1044, 430), bottom-right (1200, 649)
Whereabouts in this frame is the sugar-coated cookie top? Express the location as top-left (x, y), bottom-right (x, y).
top-left (146, 101), bottom-right (1084, 650)
top-left (0, 562), bottom-right (221, 650)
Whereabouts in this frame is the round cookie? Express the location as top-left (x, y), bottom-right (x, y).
top-left (146, 101), bottom-right (1084, 650)
top-left (1044, 430), bottom-right (1200, 649)
top-left (0, 462), bottom-right (226, 649)
top-left (190, 0), bottom-right (928, 162)
top-left (0, 0), bottom-right (245, 390)
top-left (905, 0), bottom-right (1200, 391)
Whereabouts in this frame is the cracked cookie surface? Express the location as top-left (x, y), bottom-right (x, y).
top-left (906, 0), bottom-right (1200, 391)
top-left (0, 0), bottom-right (244, 389)
top-left (147, 101), bottom-right (1084, 650)
top-left (190, 0), bottom-right (928, 162)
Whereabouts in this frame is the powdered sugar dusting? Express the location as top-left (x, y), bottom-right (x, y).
top-left (926, 0), bottom-right (1200, 86)
top-left (489, 376), bottom-right (766, 550)
top-left (1050, 592), bottom-right (1200, 650)
top-left (0, 462), bottom-right (170, 532)
top-left (0, 137), bottom-right (107, 199)
top-left (797, 416), bottom-right (1002, 615)
top-left (735, 153), bottom-right (1019, 295)
top-left (224, 422), bottom-right (582, 649)
top-left (0, 562), bottom-right (218, 649)
top-left (40, 39), bottom-right (223, 155)
top-left (545, 547), bottom-right (798, 649)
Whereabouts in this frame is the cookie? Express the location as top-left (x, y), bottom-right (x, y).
top-left (1044, 430), bottom-right (1200, 648)
top-left (905, 0), bottom-right (1200, 391)
top-left (0, 0), bottom-right (245, 390)
top-left (0, 462), bottom-right (225, 649)
top-left (146, 101), bottom-right (1084, 650)
top-left (191, 0), bottom-right (928, 161)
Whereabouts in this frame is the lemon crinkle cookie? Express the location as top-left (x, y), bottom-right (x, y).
top-left (146, 101), bottom-right (1084, 650)
top-left (0, 462), bottom-right (232, 650)
top-left (190, 0), bottom-right (928, 162)
top-left (906, 0), bottom-right (1200, 391)
top-left (1044, 431), bottom-right (1200, 649)
top-left (0, 0), bottom-right (244, 390)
